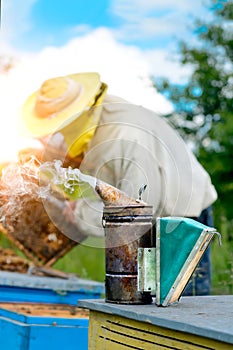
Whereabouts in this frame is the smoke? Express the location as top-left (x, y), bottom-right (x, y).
top-left (40, 160), bottom-right (97, 194)
top-left (0, 157), bottom-right (49, 223)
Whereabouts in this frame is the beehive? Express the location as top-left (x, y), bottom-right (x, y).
top-left (0, 302), bottom-right (89, 350)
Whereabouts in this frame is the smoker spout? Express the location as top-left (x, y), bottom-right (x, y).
top-left (95, 179), bottom-right (144, 206)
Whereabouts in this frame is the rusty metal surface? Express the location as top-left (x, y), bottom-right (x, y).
top-left (103, 205), bottom-right (153, 217)
top-left (96, 180), bottom-right (144, 206)
top-left (105, 275), bottom-right (152, 304)
top-left (106, 242), bottom-right (139, 273)
top-left (103, 205), bottom-right (154, 305)
top-left (104, 222), bottom-right (153, 249)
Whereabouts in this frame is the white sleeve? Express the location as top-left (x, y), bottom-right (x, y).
top-left (73, 196), bottom-right (104, 238)
top-left (73, 128), bottom-right (162, 237)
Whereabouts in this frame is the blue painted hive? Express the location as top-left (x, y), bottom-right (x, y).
top-left (0, 270), bottom-right (104, 305)
top-left (0, 271), bottom-right (104, 350)
top-left (0, 302), bottom-right (89, 350)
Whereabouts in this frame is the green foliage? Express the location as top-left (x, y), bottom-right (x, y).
top-left (211, 227), bottom-right (233, 295)
top-left (54, 237), bottom-right (105, 282)
top-left (0, 231), bottom-right (105, 282)
top-left (154, 1), bottom-right (233, 293)
top-left (154, 0), bottom-right (233, 234)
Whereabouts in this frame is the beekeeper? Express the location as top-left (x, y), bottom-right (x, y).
top-left (21, 72), bottom-right (217, 295)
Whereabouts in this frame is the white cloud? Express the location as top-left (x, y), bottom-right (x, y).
top-left (2, 28), bottom-right (174, 112)
top-left (111, 0), bottom-right (210, 43)
top-left (111, 0), bottom-right (208, 19)
top-left (144, 48), bottom-right (192, 83)
top-left (0, 28), bottom-right (173, 163)
top-left (1, 0), bottom-right (208, 163)
top-left (112, 0), bottom-right (201, 13)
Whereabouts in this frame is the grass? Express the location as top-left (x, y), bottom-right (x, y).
top-left (0, 224), bottom-right (232, 294)
top-left (54, 236), bottom-right (105, 282)
top-left (0, 232), bottom-right (106, 282)
top-left (53, 234), bottom-right (233, 295)
top-left (210, 215), bottom-right (233, 295)
top-left (211, 234), bottom-right (233, 295)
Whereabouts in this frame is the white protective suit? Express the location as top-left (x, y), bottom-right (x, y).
top-left (73, 95), bottom-right (217, 238)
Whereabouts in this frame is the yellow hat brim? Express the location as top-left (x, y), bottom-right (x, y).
top-left (21, 72), bottom-right (101, 138)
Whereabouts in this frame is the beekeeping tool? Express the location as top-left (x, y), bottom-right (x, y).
top-left (156, 216), bottom-right (221, 306)
top-left (103, 204), bottom-right (155, 304)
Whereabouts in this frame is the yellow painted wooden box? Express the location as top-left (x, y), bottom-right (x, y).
top-left (79, 296), bottom-right (233, 350)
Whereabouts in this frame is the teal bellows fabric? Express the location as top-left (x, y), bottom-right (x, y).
top-left (159, 217), bottom-right (211, 304)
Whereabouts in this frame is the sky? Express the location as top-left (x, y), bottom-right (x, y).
top-left (0, 0), bottom-right (212, 162)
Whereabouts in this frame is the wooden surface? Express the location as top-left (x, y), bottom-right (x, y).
top-left (79, 295), bottom-right (233, 349)
top-left (0, 302), bottom-right (89, 318)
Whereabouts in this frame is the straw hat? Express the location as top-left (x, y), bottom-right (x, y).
top-left (22, 72), bottom-right (103, 138)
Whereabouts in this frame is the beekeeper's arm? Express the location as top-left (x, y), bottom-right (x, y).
top-left (72, 127), bottom-right (162, 238)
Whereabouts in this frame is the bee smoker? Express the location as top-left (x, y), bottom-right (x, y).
top-left (103, 204), bottom-right (156, 304)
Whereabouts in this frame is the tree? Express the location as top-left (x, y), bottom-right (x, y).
top-left (154, 0), bottom-right (233, 240)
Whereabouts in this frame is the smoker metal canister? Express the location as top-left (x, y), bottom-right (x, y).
top-left (103, 205), bottom-right (154, 304)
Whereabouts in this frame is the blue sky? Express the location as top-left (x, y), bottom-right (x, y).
top-left (1, 0), bottom-right (213, 87)
top-left (1, 0), bottom-right (216, 93)
top-left (0, 0), bottom-right (214, 162)
top-left (3, 0), bottom-right (211, 52)
top-left (16, 0), bottom-right (118, 50)
top-left (13, 0), bottom-right (183, 51)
